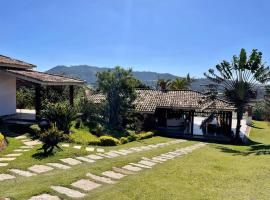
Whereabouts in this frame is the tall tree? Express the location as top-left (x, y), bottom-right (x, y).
top-left (204, 49), bottom-right (270, 142)
top-left (96, 67), bottom-right (136, 129)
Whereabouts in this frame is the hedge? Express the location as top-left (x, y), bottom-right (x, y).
top-left (99, 136), bottom-right (120, 146)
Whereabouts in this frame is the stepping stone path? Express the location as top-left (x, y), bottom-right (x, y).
top-left (86, 173), bottom-right (116, 184)
top-left (86, 155), bottom-right (103, 160)
top-left (0, 173), bottom-right (16, 181)
top-left (47, 142), bottom-right (206, 200)
top-left (0, 163), bottom-right (9, 167)
top-left (71, 179), bottom-right (101, 191)
top-left (60, 158), bottom-right (82, 166)
top-left (28, 194), bottom-right (61, 200)
top-left (0, 158), bottom-right (16, 161)
top-left (47, 163), bottom-right (71, 170)
top-left (97, 148), bottom-right (105, 153)
top-left (102, 171), bottom-right (126, 179)
top-left (28, 165), bottom-right (54, 174)
top-left (9, 169), bottom-right (36, 177)
top-left (51, 186), bottom-right (86, 198)
top-left (85, 147), bottom-right (95, 152)
top-left (73, 145), bottom-right (82, 150)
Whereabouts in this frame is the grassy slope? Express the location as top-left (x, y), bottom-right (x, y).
top-left (1, 121), bottom-right (270, 200)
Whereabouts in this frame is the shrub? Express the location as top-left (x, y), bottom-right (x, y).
top-left (92, 123), bottom-right (104, 137)
top-left (42, 102), bottom-right (77, 134)
top-left (39, 124), bottom-right (67, 154)
top-left (99, 136), bottom-right (120, 146)
top-left (0, 133), bottom-right (4, 142)
top-left (88, 138), bottom-right (101, 146)
top-left (29, 124), bottom-right (41, 136)
top-left (253, 101), bottom-right (265, 121)
top-left (138, 131), bottom-right (154, 140)
top-left (74, 118), bottom-right (82, 129)
top-left (127, 131), bottom-right (139, 142)
top-left (120, 137), bottom-right (129, 144)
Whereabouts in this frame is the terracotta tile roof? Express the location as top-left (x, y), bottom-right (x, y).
top-left (87, 89), bottom-right (235, 113)
top-left (0, 55), bottom-right (36, 69)
top-left (2, 69), bottom-right (84, 85)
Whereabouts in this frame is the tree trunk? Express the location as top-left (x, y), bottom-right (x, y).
top-left (235, 108), bottom-right (244, 143)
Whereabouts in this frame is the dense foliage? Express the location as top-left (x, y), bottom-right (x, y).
top-left (204, 49), bottom-right (270, 142)
top-left (96, 66), bottom-right (137, 129)
top-left (42, 102), bottom-right (77, 134)
top-left (16, 87), bottom-right (35, 109)
top-left (265, 85), bottom-right (270, 122)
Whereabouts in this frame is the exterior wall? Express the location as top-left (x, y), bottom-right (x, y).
top-left (0, 73), bottom-right (16, 116)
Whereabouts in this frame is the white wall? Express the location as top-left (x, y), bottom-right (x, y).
top-left (0, 73), bottom-right (16, 116)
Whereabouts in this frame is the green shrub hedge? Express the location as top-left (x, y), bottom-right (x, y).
top-left (120, 137), bottom-right (129, 144)
top-left (0, 133), bottom-right (4, 142)
top-left (29, 124), bottom-right (41, 136)
top-left (137, 131), bottom-right (155, 140)
top-left (99, 136), bottom-right (120, 146)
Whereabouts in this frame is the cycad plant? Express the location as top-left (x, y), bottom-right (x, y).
top-left (204, 49), bottom-right (270, 142)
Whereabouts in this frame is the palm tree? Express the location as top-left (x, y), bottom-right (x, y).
top-left (157, 79), bottom-right (171, 90)
top-left (169, 78), bottom-right (190, 90)
top-left (204, 49), bottom-right (270, 142)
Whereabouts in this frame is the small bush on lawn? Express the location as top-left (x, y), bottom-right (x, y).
top-left (88, 138), bottom-right (101, 146)
top-left (120, 137), bottom-right (129, 144)
top-left (39, 124), bottom-right (67, 155)
top-left (29, 124), bottom-right (41, 136)
top-left (138, 131), bottom-right (155, 140)
top-left (42, 102), bottom-right (77, 134)
top-left (99, 136), bottom-right (120, 146)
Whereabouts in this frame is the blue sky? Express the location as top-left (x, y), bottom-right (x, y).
top-left (1, 0), bottom-right (270, 77)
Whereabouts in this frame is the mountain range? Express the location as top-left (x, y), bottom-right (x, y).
top-left (47, 65), bottom-right (265, 98)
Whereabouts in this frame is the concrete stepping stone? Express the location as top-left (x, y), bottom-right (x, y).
top-left (20, 146), bottom-right (33, 149)
top-left (5, 153), bottom-right (22, 157)
top-left (51, 186), bottom-right (85, 198)
top-left (96, 153), bottom-right (112, 158)
top-left (102, 171), bottom-right (126, 180)
top-left (152, 157), bottom-right (167, 162)
top-left (71, 179), bottom-right (101, 191)
top-left (112, 167), bottom-right (136, 175)
top-left (14, 149), bottom-right (30, 152)
top-left (60, 158), bottom-right (82, 166)
top-left (76, 157), bottom-right (95, 163)
top-left (138, 160), bottom-right (156, 167)
top-left (0, 163), bottom-right (9, 167)
top-left (24, 140), bottom-right (42, 146)
top-left (109, 151), bottom-right (126, 155)
top-left (120, 149), bottom-right (133, 154)
top-left (122, 165), bottom-right (142, 172)
top-left (47, 163), bottom-right (71, 170)
top-left (15, 135), bottom-right (27, 139)
top-left (97, 148), bottom-right (105, 153)
top-left (105, 152), bottom-right (119, 158)
top-left (73, 145), bottom-right (81, 149)
top-left (9, 169), bottom-right (36, 177)
top-left (142, 157), bottom-right (162, 163)
top-left (28, 193), bottom-right (61, 200)
top-left (61, 143), bottom-right (70, 147)
top-left (28, 165), bottom-right (54, 173)
top-left (85, 147), bottom-right (95, 152)
top-left (0, 174), bottom-right (16, 181)
top-left (86, 173), bottom-right (116, 184)
top-left (86, 154), bottom-right (103, 160)
top-left (130, 163), bottom-right (152, 169)
top-left (0, 158), bottom-right (16, 161)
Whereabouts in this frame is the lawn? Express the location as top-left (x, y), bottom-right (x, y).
top-left (0, 121), bottom-right (270, 200)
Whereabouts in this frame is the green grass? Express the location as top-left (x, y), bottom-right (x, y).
top-left (70, 124), bottom-right (98, 145)
top-left (1, 121), bottom-right (270, 200)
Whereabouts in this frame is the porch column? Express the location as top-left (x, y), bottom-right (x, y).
top-left (69, 85), bottom-right (74, 106)
top-left (35, 84), bottom-right (42, 120)
top-left (190, 111), bottom-right (194, 135)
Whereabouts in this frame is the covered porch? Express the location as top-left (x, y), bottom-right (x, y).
top-left (1, 69), bottom-right (84, 123)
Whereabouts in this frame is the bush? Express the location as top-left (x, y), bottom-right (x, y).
top-left (39, 125), bottom-right (67, 154)
top-left (253, 101), bottom-right (265, 121)
top-left (120, 137), bottom-right (129, 144)
top-left (138, 131), bottom-right (154, 140)
top-left (99, 136), bottom-right (120, 146)
top-left (42, 102), bottom-right (77, 134)
top-left (0, 133), bottom-right (4, 142)
top-left (88, 138), bottom-right (101, 146)
top-left (92, 123), bottom-right (104, 137)
top-left (29, 124), bottom-right (41, 136)
top-left (127, 131), bottom-right (139, 142)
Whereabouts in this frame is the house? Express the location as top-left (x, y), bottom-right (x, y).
top-left (88, 89), bottom-right (236, 139)
top-left (0, 55), bottom-right (84, 120)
